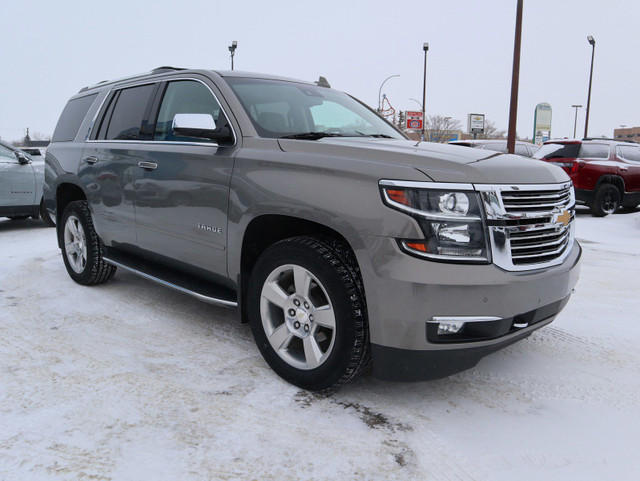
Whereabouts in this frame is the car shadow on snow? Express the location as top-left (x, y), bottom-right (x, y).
top-left (0, 217), bottom-right (53, 232)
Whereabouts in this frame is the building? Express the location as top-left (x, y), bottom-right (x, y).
top-left (613, 126), bottom-right (640, 142)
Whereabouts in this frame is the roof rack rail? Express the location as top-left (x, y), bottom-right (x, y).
top-left (78, 66), bottom-right (186, 93)
top-left (583, 137), bottom-right (638, 144)
top-left (151, 66), bottom-right (186, 73)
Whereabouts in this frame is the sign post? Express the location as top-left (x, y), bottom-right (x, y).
top-left (406, 111), bottom-right (423, 131)
top-left (468, 114), bottom-right (485, 139)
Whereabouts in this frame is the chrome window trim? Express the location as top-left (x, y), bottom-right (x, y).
top-left (85, 77), bottom-right (237, 148)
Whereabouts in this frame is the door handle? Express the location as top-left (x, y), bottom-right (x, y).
top-left (83, 156), bottom-right (98, 164)
top-left (138, 161), bottom-right (158, 170)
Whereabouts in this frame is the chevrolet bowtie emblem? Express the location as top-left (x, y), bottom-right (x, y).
top-left (557, 210), bottom-right (571, 227)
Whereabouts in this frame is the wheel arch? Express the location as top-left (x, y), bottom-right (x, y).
top-left (595, 174), bottom-right (625, 196)
top-left (55, 182), bottom-right (88, 247)
top-left (237, 214), bottom-right (362, 323)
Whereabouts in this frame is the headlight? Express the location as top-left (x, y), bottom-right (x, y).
top-left (381, 182), bottom-right (491, 263)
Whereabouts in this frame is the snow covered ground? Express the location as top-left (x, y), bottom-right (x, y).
top-left (1, 207), bottom-right (638, 481)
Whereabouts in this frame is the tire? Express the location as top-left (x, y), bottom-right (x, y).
top-left (248, 236), bottom-right (370, 391)
top-left (60, 200), bottom-right (116, 285)
top-left (39, 198), bottom-right (55, 227)
top-left (590, 184), bottom-right (621, 217)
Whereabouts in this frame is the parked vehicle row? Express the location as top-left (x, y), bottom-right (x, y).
top-left (0, 139), bottom-right (54, 225)
top-left (534, 138), bottom-right (640, 216)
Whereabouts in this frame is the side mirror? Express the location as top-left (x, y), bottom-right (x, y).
top-left (15, 152), bottom-right (30, 164)
top-left (172, 113), bottom-right (233, 144)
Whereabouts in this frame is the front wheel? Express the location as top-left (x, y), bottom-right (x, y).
top-left (60, 201), bottom-right (116, 285)
top-left (248, 237), bottom-right (370, 390)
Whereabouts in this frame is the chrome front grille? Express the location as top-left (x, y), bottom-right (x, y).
top-left (501, 188), bottom-right (573, 213)
top-left (478, 182), bottom-right (576, 271)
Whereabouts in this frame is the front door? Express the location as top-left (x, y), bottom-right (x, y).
top-left (0, 144), bottom-right (35, 210)
top-left (133, 78), bottom-right (237, 278)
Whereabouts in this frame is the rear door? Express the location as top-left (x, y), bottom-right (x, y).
top-left (0, 144), bottom-right (36, 210)
top-left (616, 145), bottom-right (640, 192)
top-left (81, 83), bottom-right (158, 247)
top-left (133, 77), bottom-right (238, 277)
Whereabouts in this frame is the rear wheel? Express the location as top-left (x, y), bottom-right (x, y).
top-left (60, 201), bottom-right (116, 285)
top-left (590, 184), bottom-right (621, 217)
top-left (248, 236), bottom-right (370, 391)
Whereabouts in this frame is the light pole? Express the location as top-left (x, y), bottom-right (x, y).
top-left (228, 41), bottom-right (238, 70)
top-left (571, 104), bottom-right (582, 139)
top-left (377, 75), bottom-right (400, 113)
top-left (584, 35), bottom-right (596, 139)
top-left (409, 98), bottom-right (423, 110)
top-left (421, 42), bottom-right (429, 141)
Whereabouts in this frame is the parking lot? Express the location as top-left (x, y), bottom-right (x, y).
top-left (1, 208), bottom-right (638, 481)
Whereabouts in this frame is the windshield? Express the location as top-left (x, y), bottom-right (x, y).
top-left (533, 143), bottom-right (581, 160)
top-left (224, 77), bottom-right (406, 140)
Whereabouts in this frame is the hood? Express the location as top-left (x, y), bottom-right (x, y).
top-left (277, 138), bottom-right (568, 184)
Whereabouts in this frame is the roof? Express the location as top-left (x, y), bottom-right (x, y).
top-left (79, 66), bottom-right (314, 94)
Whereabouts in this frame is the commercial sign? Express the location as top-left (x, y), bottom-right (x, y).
top-left (533, 103), bottom-right (552, 145)
top-left (406, 111), bottom-right (423, 130)
top-left (468, 114), bottom-right (485, 134)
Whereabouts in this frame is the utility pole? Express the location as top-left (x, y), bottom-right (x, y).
top-left (421, 43), bottom-right (429, 142)
top-left (584, 36), bottom-right (596, 139)
top-left (507, 0), bottom-right (523, 154)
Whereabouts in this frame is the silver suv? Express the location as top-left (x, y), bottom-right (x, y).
top-left (44, 67), bottom-right (581, 390)
top-left (0, 139), bottom-right (54, 225)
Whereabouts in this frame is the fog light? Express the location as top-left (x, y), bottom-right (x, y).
top-left (437, 320), bottom-right (465, 335)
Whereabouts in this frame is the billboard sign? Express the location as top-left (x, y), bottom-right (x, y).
top-left (533, 103), bottom-right (552, 145)
top-left (406, 111), bottom-right (423, 130)
top-left (468, 113), bottom-right (485, 134)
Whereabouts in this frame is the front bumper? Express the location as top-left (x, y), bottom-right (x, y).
top-left (357, 236), bottom-right (582, 381)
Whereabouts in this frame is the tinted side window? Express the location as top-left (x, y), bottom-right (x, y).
top-left (154, 80), bottom-right (224, 142)
top-left (578, 144), bottom-right (610, 159)
top-left (534, 143), bottom-right (581, 160)
top-left (51, 94), bottom-right (98, 142)
top-left (105, 84), bottom-right (155, 140)
top-left (617, 145), bottom-right (640, 162)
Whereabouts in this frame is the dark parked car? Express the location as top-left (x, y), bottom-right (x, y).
top-left (0, 139), bottom-right (54, 225)
top-left (44, 67), bottom-right (580, 390)
top-left (534, 138), bottom-right (640, 216)
top-left (449, 139), bottom-right (540, 158)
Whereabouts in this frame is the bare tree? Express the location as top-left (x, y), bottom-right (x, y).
top-left (426, 115), bottom-right (462, 143)
top-left (30, 132), bottom-right (51, 141)
top-left (476, 119), bottom-right (506, 139)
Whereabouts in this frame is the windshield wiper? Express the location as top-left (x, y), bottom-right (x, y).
top-left (279, 132), bottom-right (348, 140)
top-left (354, 131), bottom-right (394, 138)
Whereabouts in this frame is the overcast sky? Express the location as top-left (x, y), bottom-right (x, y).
top-left (1, 0), bottom-right (638, 142)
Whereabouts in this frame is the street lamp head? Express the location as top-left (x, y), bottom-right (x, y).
top-left (571, 104), bottom-right (582, 108)
top-left (423, 42), bottom-right (429, 51)
top-left (229, 41), bottom-right (238, 53)
top-left (587, 35), bottom-right (595, 46)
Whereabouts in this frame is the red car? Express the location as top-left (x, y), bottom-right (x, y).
top-left (534, 138), bottom-right (640, 216)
